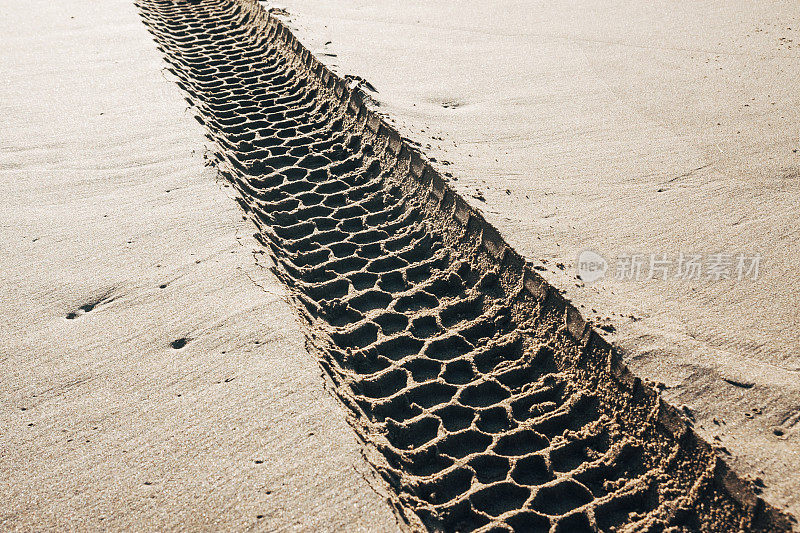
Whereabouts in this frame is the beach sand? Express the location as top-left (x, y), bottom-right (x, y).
top-left (273, 0), bottom-right (800, 518)
top-left (2, 0), bottom-right (798, 529)
top-left (0, 0), bottom-right (400, 530)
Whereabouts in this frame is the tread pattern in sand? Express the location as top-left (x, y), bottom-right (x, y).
top-left (135, 1), bottom-right (792, 531)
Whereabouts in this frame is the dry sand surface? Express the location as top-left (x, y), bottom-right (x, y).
top-left (2, 0), bottom-right (799, 531)
top-left (0, 0), bottom-right (401, 530)
top-left (121, 0), bottom-right (796, 530)
top-left (272, 0), bottom-right (800, 520)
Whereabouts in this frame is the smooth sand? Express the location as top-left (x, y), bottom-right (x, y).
top-left (0, 0), bottom-right (400, 530)
top-left (272, 0), bottom-right (800, 517)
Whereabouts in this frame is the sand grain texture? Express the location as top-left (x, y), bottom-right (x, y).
top-left (130, 0), bottom-right (796, 530)
top-left (270, 0), bottom-right (800, 520)
top-left (0, 1), bottom-right (401, 531)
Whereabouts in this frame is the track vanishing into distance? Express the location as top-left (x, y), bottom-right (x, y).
top-left (136, 1), bottom-right (794, 531)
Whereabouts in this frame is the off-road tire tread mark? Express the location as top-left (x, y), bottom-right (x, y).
top-left (135, 1), bottom-right (794, 532)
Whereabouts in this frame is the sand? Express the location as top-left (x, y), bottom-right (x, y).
top-left (127, 0), bottom-right (794, 530)
top-left (269, 0), bottom-right (800, 520)
top-left (0, 0), bottom-right (400, 530)
top-left (2, 0), bottom-right (798, 529)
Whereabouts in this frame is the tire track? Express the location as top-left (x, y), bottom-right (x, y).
top-left (135, 1), bottom-right (794, 531)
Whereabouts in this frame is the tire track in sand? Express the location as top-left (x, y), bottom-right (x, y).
top-left (135, 1), bottom-right (794, 531)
